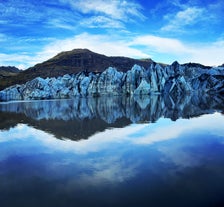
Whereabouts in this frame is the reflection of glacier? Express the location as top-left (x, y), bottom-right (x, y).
top-left (0, 94), bottom-right (224, 123)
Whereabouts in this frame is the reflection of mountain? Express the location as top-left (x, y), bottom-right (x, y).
top-left (0, 94), bottom-right (224, 140)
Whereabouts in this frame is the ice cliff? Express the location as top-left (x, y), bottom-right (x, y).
top-left (0, 61), bottom-right (224, 101)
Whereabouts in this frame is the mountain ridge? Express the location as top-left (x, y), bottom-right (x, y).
top-left (0, 66), bottom-right (20, 76)
top-left (27, 48), bottom-right (154, 75)
top-left (0, 48), bottom-right (154, 90)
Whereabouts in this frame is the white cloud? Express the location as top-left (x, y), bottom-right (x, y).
top-left (36, 33), bottom-right (150, 61)
top-left (80, 16), bottom-right (124, 29)
top-left (60, 0), bottom-right (145, 21)
top-left (161, 7), bottom-right (206, 32)
top-left (40, 32), bottom-right (223, 67)
top-left (132, 35), bottom-right (191, 54)
top-left (0, 33), bottom-right (149, 69)
top-left (1, 32), bottom-right (224, 68)
top-left (131, 35), bottom-right (224, 66)
top-left (47, 19), bottom-right (76, 30)
top-left (189, 40), bottom-right (224, 66)
top-left (0, 53), bottom-right (34, 69)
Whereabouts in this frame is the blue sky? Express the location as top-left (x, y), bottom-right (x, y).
top-left (0, 0), bottom-right (223, 69)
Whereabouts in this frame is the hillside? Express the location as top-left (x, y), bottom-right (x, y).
top-left (0, 66), bottom-right (21, 90)
top-left (0, 66), bottom-right (20, 77)
top-left (0, 49), bottom-right (153, 90)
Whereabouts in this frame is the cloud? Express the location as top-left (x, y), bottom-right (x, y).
top-left (58, 0), bottom-right (145, 30)
top-left (160, 0), bottom-right (224, 34)
top-left (1, 33), bottom-right (148, 69)
top-left (80, 16), bottom-right (124, 29)
top-left (0, 0), bottom-right (81, 30)
top-left (0, 1), bottom-right (44, 23)
top-left (1, 32), bottom-right (224, 69)
top-left (60, 0), bottom-right (145, 21)
top-left (0, 0), bottom-right (145, 32)
top-left (132, 35), bottom-right (191, 54)
top-left (189, 39), bottom-right (224, 66)
top-left (36, 33), bottom-right (150, 61)
top-left (161, 7), bottom-right (206, 32)
top-left (41, 32), bottom-right (223, 67)
top-left (0, 53), bottom-right (34, 69)
top-left (47, 19), bottom-right (77, 30)
top-left (131, 35), bottom-right (224, 66)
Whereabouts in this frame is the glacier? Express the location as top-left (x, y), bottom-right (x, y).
top-left (0, 61), bottom-right (224, 101)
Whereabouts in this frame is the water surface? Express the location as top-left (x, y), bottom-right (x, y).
top-left (0, 95), bottom-right (224, 207)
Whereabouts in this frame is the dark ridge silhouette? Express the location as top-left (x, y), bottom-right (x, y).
top-left (0, 66), bottom-right (20, 77)
top-left (0, 49), bottom-right (154, 90)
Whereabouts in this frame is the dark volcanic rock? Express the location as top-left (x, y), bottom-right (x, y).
top-left (29, 49), bottom-right (153, 73)
top-left (0, 66), bottom-right (20, 76)
top-left (0, 49), bottom-right (153, 90)
top-left (0, 66), bottom-right (21, 91)
top-left (182, 62), bottom-right (212, 69)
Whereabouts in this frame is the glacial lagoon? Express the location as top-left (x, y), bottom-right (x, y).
top-left (0, 95), bottom-right (224, 207)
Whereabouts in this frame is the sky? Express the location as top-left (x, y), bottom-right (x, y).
top-left (0, 0), bottom-right (223, 69)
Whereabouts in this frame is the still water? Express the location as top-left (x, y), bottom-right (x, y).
top-left (0, 95), bottom-right (224, 207)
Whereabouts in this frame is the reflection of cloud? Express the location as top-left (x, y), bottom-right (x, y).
top-left (0, 113), bottom-right (224, 186)
top-left (0, 113), bottom-right (224, 155)
top-left (50, 156), bottom-right (139, 188)
top-left (0, 125), bottom-right (139, 186)
top-left (0, 122), bottom-right (142, 154)
top-left (132, 112), bottom-right (224, 145)
top-left (0, 124), bottom-right (34, 141)
top-left (158, 145), bottom-right (201, 169)
top-left (76, 157), bottom-right (138, 187)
